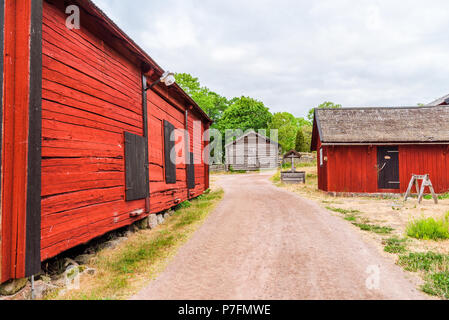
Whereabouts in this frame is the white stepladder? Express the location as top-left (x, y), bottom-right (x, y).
top-left (404, 174), bottom-right (438, 204)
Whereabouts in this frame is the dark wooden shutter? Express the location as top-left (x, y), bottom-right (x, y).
top-left (125, 132), bottom-right (149, 201)
top-left (164, 120), bottom-right (177, 184)
top-left (187, 152), bottom-right (195, 189)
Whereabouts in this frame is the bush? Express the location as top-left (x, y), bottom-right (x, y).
top-left (406, 214), bottom-right (449, 240)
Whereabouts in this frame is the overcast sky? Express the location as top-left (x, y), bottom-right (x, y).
top-left (94, 0), bottom-right (449, 118)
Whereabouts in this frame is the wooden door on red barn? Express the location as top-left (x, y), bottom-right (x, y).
top-left (377, 147), bottom-right (400, 190)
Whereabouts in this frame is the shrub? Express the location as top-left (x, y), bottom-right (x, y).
top-left (406, 214), bottom-right (449, 240)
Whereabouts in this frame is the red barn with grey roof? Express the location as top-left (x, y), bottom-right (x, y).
top-left (311, 106), bottom-right (449, 195)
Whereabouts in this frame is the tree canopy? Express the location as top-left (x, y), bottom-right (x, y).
top-left (268, 113), bottom-right (300, 152)
top-left (175, 73), bottom-right (230, 124)
top-left (307, 101), bottom-right (342, 122)
top-left (174, 72), bottom-right (340, 158)
top-left (218, 96), bottom-right (272, 133)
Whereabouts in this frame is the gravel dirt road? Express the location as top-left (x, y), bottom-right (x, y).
top-left (132, 172), bottom-right (427, 300)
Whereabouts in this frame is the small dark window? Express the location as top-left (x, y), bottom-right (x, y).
top-left (164, 120), bottom-right (176, 184)
top-left (124, 132), bottom-right (149, 201)
top-left (187, 152), bottom-right (195, 189)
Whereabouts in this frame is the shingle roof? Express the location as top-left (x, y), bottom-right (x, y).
top-left (427, 94), bottom-right (449, 106)
top-left (314, 106), bottom-right (449, 144)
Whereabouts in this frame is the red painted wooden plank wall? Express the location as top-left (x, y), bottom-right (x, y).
top-left (40, 1), bottom-right (208, 262)
top-left (1, 0), bottom-right (34, 283)
top-left (319, 143), bottom-right (449, 194)
top-left (398, 145), bottom-right (449, 194)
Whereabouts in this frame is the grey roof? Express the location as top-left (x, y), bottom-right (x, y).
top-left (427, 94), bottom-right (449, 106)
top-left (314, 106), bottom-right (449, 144)
top-left (224, 130), bottom-right (279, 148)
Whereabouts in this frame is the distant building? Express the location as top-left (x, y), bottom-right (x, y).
top-left (225, 131), bottom-right (280, 171)
top-left (311, 106), bottom-right (449, 194)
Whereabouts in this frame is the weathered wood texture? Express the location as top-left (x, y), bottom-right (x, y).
top-left (225, 132), bottom-right (279, 171)
top-left (318, 144), bottom-right (449, 194)
top-left (39, 0), bottom-right (209, 262)
top-left (1, 0), bottom-right (42, 283)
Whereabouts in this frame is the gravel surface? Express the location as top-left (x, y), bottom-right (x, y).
top-left (132, 172), bottom-right (427, 300)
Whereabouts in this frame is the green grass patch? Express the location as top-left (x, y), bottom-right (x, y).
top-left (422, 272), bottom-right (449, 299)
top-left (424, 193), bottom-right (449, 201)
top-left (282, 161), bottom-right (317, 169)
top-left (326, 206), bottom-right (361, 215)
top-left (406, 214), bottom-right (449, 241)
top-left (353, 223), bottom-right (394, 235)
top-left (271, 172), bottom-right (281, 183)
top-left (383, 237), bottom-right (407, 254)
top-left (344, 214), bottom-right (358, 222)
top-left (48, 189), bottom-right (224, 300)
top-left (175, 201), bottom-right (192, 210)
top-left (399, 252), bottom-right (449, 299)
top-left (398, 252), bottom-right (449, 273)
top-left (228, 166), bottom-right (249, 174)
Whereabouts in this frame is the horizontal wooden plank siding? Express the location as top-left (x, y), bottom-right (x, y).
top-left (0, 0), bottom-right (211, 283)
top-left (41, 1), bottom-right (147, 260)
top-left (39, 1), bottom-right (209, 262)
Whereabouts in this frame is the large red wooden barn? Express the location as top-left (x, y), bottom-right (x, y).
top-left (312, 106), bottom-right (449, 195)
top-left (0, 0), bottom-right (212, 284)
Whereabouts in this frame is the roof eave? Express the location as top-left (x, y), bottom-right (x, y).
top-left (78, 0), bottom-right (212, 123)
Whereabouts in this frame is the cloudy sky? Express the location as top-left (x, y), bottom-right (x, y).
top-left (94, 0), bottom-right (449, 118)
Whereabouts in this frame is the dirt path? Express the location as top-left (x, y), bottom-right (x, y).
top-left (132, 172), bottom-right (427, 300)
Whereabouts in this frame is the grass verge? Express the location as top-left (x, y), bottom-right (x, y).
top-left (326, 206), bottom-right (361, 215)
top-left (398, 252), bottom-right (449, 299)
top-left (353, 223), bottom-right (394, 235)
top-left (46, 189), bottom-right (224, 300)
top-left (406, 214), bottom-right (449, 241)
top-left (383, 237), bottom-right (407, 254)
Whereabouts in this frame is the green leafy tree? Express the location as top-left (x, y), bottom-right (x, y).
top-left (295, 129), bottom-right (305, 152)
top-left (307, 101), bottom-right (342, 122)
top-left (175, 73), bottom-right (230, 123)
top-left (269, 112), bottom-right (299, 152)
top-left (302, 125), bottom-right (313, 152)
top-left (218, 96), bottom-right (272, 133)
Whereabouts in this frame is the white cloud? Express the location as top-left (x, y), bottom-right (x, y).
top-left (93, 0), bottom-right (449, 117)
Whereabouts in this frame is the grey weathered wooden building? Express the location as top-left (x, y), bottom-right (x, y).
top-left (225, 131), bottom-right (280, 171)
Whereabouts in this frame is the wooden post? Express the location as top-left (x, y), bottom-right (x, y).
top-left (2, 0), bottom-right (42, 283)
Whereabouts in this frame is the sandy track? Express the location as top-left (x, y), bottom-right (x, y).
top-left (132, 173), bottom-right (427, 300)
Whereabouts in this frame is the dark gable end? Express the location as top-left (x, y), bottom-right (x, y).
top-left (314, 106), bottom-right (449, 145)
